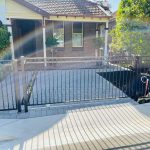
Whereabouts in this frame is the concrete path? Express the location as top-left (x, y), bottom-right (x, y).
top-left (0, 103), bottom-right (150, 150)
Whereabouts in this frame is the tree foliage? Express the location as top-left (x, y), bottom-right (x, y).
top-left (118, 0), bottom-right (150, 18)
top-left (0, 25), bottom-right (10, 51)
top-left (110, 0), bottom-right (150, 55)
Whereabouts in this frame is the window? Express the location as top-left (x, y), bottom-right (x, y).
top-left (53, 21), bottom-right (64, 47)
top-left (72, 22), bottom-right (83, 47)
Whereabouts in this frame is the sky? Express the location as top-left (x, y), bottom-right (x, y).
top-left (109, 0), bottom-right (121, 12)
top-left (92, 0), bottom-right (121, 12)
top-left (0, 1), bottom-right (6, 24)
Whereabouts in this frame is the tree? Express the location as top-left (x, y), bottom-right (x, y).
top-left (0, 24), bottom-right (11, 59)
top-left (0, 25), bottom-right (10, 51)
top-left (110, 0), bottom-right (150, 55)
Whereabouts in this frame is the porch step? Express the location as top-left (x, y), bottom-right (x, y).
top-left (0, 98), bottom-right (137, 119)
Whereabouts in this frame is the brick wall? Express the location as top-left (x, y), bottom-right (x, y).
top-left (27, 21), bottom-right (97, 57)
top-left (47, 21), bottom-right (97, 57)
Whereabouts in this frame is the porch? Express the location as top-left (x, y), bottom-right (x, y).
top-left (4, 0), bottom-right (110, 66)
top-left (12, 19), bottom-right (107, 58)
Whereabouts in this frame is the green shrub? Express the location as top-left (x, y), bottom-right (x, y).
top-left (0, 25), bottom-right (10, 51)
top-left (46, 36), bottom-right (59, 48)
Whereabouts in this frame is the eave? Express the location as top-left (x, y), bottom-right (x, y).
top-left (48, 14), bottom-right (111, 19)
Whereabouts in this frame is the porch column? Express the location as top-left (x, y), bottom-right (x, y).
top-left (104, 21), bottom-right (109, 58)
top-left (42, 18), bottom-right (47, 67)
top-left (7, 19), bottom-right (15, 60)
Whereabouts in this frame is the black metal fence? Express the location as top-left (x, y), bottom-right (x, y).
top-left (0, 56), bottom-right (150, 112)
top-left (24, 56), bottom-right (150, 109)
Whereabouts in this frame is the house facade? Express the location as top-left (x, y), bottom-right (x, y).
top-left (2, 0), bottom-right (111, 62)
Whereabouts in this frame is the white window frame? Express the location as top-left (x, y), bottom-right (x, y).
top-left (72, 22), bottom-right (83, 48)
top-left (53, 21), bottom-right (64, 47)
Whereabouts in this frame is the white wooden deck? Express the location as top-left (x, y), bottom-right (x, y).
top-left (1, 103), bottom-right (150, 150)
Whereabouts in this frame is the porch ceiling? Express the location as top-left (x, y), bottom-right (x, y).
top-left (49, 16), bottom-right (109, 23)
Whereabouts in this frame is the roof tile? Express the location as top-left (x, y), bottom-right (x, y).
top-left (25, 0), bottom-right (110, 17)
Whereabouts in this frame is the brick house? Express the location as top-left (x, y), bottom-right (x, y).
top-left (2, 0), bottom-right (111, 60)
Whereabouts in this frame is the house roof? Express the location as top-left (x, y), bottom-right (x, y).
top-left (13, 0), bottom-right (111, 18)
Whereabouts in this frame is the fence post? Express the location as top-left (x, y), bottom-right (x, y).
top-left (21, 56), bottom-right (28, 113)
top-left (13, 59), bottom-right (21, 113)
top-left (134, 56), bottom-right (142, 68)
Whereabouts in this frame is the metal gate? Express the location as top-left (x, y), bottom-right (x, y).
top-left (1, 56), bottom-right (150, 112)
top-left (21, 56), bottom-right (150, 112)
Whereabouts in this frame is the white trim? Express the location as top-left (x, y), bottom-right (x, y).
top-left (42, 18), bottom-right (47, 67)
top-left (98, 5), bottom-right (111, 17)
top-left (72, 22), bottom-right (83, 48)
top-left (7, 19), bottom-right (15, 60)
top-left (46, 17), bottom-right (108, 23)
top-left (104, 21), bottom-right (108, 57)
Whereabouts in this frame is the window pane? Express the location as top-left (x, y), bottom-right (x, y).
top-left (72, 34), bottom-right (83, 47)
top-left (53, 21), bottom-right (64, 47)
top-left (73, 22), bottom-right (82, 33)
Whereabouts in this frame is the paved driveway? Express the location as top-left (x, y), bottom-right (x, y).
top-left (1, 103), bottom-right (150, 150)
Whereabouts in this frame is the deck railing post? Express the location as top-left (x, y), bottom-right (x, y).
top-left (7, 19), bottom-right (15, 60)
top-left (13, 59), bottom-right (21, 113)
top-left (42, 17), bottom-right (47, 67)
top-left (21, 56), bottom-right (28, 112)
top-left (104, 21), bottom-right (109, 58)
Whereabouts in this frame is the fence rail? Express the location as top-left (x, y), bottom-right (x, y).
top-left (0, 56), bottom-right (150, 112)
